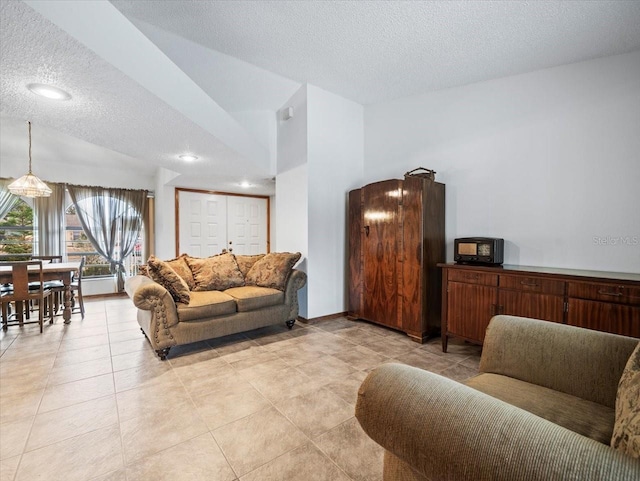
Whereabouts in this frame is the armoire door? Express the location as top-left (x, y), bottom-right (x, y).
top-left (362, 180), bottom-right (402, 329)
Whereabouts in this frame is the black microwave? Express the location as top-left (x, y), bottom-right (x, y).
top-left (454, 237), bottom-right (504, 265)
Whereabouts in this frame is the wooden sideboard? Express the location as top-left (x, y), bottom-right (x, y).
top-left (439, 263), bottom-right (640, 352)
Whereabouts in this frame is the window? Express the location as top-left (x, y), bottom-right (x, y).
top-left (0, 199), bottom-right (34, 259)
top-left (64, 201), bottom-right (145, 278)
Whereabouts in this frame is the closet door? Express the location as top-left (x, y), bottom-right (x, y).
top-left (362, 180), bottom-right (402, 329)
top-left (178, 190), bottom-right (227, 257)
top-left (227, 196), bottom-right (268, 255)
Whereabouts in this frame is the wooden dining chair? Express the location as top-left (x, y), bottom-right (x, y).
top-left (0, 261), bottom-right (54, 332)
top-left (48, 256), bottom-right (85, 319)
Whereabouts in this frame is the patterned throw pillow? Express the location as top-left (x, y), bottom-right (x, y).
top-left (186, 252), bottom-right (245, 291)
top-left (611, 342), bottom-right (640, 458)
top-left (165, 254), bottom-right (196, 290)
top-left (234, 254), bottom-right (266, 279)
top-left (147, 255), bottom-right (191, 304)
top-left (245, 252), bottom-right (301, 291)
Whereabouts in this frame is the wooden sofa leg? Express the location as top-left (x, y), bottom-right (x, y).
top-left (286, 319), bottom-right (295, 329)
top-left (155, 347), bottom-right (170, 360)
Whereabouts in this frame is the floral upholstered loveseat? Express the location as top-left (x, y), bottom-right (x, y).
top-left (124, 252), bottom-right (306, 360)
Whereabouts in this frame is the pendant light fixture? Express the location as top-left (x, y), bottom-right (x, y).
top-left (8, 121), bottom-right (52, 198)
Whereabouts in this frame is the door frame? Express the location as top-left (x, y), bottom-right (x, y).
top-left (174, 187), bottom-right (271, 257)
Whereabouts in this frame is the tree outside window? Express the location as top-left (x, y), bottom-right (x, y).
top-left (0, 199), bottom-right (34, 258)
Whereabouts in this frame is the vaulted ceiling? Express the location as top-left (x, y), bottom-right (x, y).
top-left (1, 0), bottom-right (639, 194)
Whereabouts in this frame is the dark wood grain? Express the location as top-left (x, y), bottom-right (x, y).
top-left (347, 189), bottom-right (363, 316)
top-left (568, 281), bottom-right (640, 306)
top-left (362, 180), bottom-right (402, 328)
top-left (446, 281), bottom-right (497, 343)
top-left (499, 290), bottom-right (564, 323)
top-left (568, 298), bottom-right (640, 337)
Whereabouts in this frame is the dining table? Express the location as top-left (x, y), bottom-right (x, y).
top-left (0, 261), bottom-right (80, 323)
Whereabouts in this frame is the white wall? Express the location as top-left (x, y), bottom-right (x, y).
top-left (276, 85), bottom-right (309, 317)
top-left (307, 85), bottom-right (364, 318)
top-left (154, 167), bottom-right (180, 259)
top-left (364, 51), bottom-right (640, 274)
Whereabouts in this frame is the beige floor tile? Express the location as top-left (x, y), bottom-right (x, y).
top-left (334, 327), bottom-right (387, 345)
top-left (167, 343), bottom-right (220, 367)
top-left (364, 337), bottom-right (419, 357)
top-left (214, 340), bottom-right (267, 364)
top-left (194, 383), bottom-right (270, 430)
top-left (15, 425), bottom-right (123, 481)
top-left (331, 344), bottom-right (390, 371)
top-left (172, 357), bottom-right (235, 396)
top-left (0, 455), bottom-right (21, 481)
top-left (109, 338), bottom-right (149, 357)
top-left (47, 357), bottom-right (113, 387)
top-left (277, 387), bottom-right (355, 439)
top-left (120, 400), bottom-right (208, 464)
top-left (439, 362), bottom-right (479, 382)
top-left (323, 371), bottom-right (369, 406)
top-left (0, 416), bottom-right (33, 460)
top-left (108, 328), bottom-right (145, 344)
top-left (59, 333), bottom-right (110, 352)
top-left (126, 433), bottom-right (235, 481)
top-left (111, 348), bottom-right (157, 372)
top-left (460, 355), bottom-right (482, 371)
top-left (228, 349), bottom-right (282, 371)
top-left (88, 469), bottom-right (127, 481)
top-left (213, 406), bottom-right (308, 476)
top-left (249, 366), bottom-right (327, 404)
top-left (61, 324), bottom-right (108, 339)
top-left (106, 320), bottom-right (140, 333)
top-left (235, 356), bottom-right (288, 382)
top-left (315, 417), bottom-right (384, 481)
top-left (115, 376), bottom-right (189, 423)
top-left (393, 350), bottom-right (456, 373)
top-left (39, 373), bottom-right (114, 413)
top-left (113, 360), bottom-right (174, 393)
top-left (0, 367), bottom-right (50, 396)
top-left (26, 395), bottom-right (118, 452)
top-left (53, 344), bottom-right (111, 368)
top-left (296, 354), bottom-right (358, 383)
top-left (0, 389), bottom-right (43, 424)
top-left (276, 345), bottom-right (328, 367)
top-left (240, 441), bottom-right (350, 481)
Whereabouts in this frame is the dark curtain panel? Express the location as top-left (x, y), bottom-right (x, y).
top-left (34, 182), bottom-right (65, 257)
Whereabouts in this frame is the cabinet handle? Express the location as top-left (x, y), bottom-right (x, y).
top-left (364, 226), bottom-right (370, 237)
top-left (465, 274), bottom-right (479, 281)
top-left (520, 281), bottom-right (538, 287)
top-left (597, 289), bottom-right (623, 297)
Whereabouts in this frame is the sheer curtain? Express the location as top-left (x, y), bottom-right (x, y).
top-left (68, 185), bottom-right (147, 291)
top-left (0, 178), bottom-right (18, 221)
top-left (34, 182), bottom-right (65, 257)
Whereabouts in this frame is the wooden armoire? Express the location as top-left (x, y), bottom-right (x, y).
top-left (348, 170), bottom-right (445, 342)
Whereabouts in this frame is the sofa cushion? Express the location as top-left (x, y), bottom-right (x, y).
top-left (611, 342), bottom-right (640, 458)
top-left (165, 254), bottom-right (196, 290)
top-left (187, 253), bottom-right (245, 291)
top-left (147, 255), bottom-right (191, 305)
top-left (245, 252), bottom-right (301, 291)
top-left (224, 286), bottom-right (284, 312)
top-left (466, 372), bottom-right (615, 444)
top-left (234, 254), bottom-right (265, 279)
top-left (176, 290), bottom-right (237, 321)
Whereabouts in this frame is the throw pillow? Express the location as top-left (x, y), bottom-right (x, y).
top-left (611, 342), bottom-right (640, 458)
top-left (165, 254), bottom-right (196, 290)
top-left (245, 252), bottom-right (301, 291)
top-left (186, 252), bottom-right (245, 291)
top-left (147, 255), bottom-right (191, 305)
top-left (234, 254), bottom-right (266, 279)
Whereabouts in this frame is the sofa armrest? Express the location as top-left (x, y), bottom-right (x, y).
top-left (125, 275), bottom-right (180, 330)
top-left (480, 315), bottom-right (639, 407)
top-left (284, 269), bottom-right (307, 319)
top-left (356, 363), bottom-right (640, 481)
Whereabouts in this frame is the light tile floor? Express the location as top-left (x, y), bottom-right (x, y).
top-left (0, 297), bottom-right (481, 481)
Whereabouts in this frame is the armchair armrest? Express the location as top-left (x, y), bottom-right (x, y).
top-left (125, 275), bottom-right (180, 330)
top-left (480, 316), bottom-right (639, 407)
top-left (356, 363), bottom-right (640, 481)
top-left (284, 269), bottom-right (307, 320)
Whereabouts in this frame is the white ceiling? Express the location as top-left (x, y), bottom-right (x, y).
top-left (1, 0), bottom-right (639, 194)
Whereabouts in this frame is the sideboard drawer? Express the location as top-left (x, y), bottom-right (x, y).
top-left (568, 281), bottom-right (640, 306)
top-left (448, 269), bottom-right (498, 286)
top-left (499, 275), bottom-right (565, 296)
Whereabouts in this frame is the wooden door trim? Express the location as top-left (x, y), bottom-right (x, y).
top-left (175, 187), bottom-right (271, 257)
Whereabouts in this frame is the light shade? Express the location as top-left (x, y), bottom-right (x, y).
top-left (8, 121), bottom-right (52, 198)
top-left (8, 173), bottom-right (52, 197)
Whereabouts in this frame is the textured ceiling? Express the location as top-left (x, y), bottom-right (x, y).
top-left (112, 0), bottom-right (640, 105)
top-left (2, 0), bottom-right (640, 194)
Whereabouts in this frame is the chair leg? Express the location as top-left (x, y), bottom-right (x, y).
top-left (39, 299), bottom-right (43, 333)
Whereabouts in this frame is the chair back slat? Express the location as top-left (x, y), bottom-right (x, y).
top-left (3, 261), bottom-right (44, 300)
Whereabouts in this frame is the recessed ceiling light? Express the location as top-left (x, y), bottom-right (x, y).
top-left (179, 154), bottom-right (198, 162)
top-left (27, 83), bottom-right (71, 101)
top-left (240, 181), bottom-right (252, 188)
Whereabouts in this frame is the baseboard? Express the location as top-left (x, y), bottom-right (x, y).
top-left (297, 311), bottom-right (347, 324)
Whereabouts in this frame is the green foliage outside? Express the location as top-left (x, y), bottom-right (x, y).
top-left (0, 201), bottom-right (33, 255)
